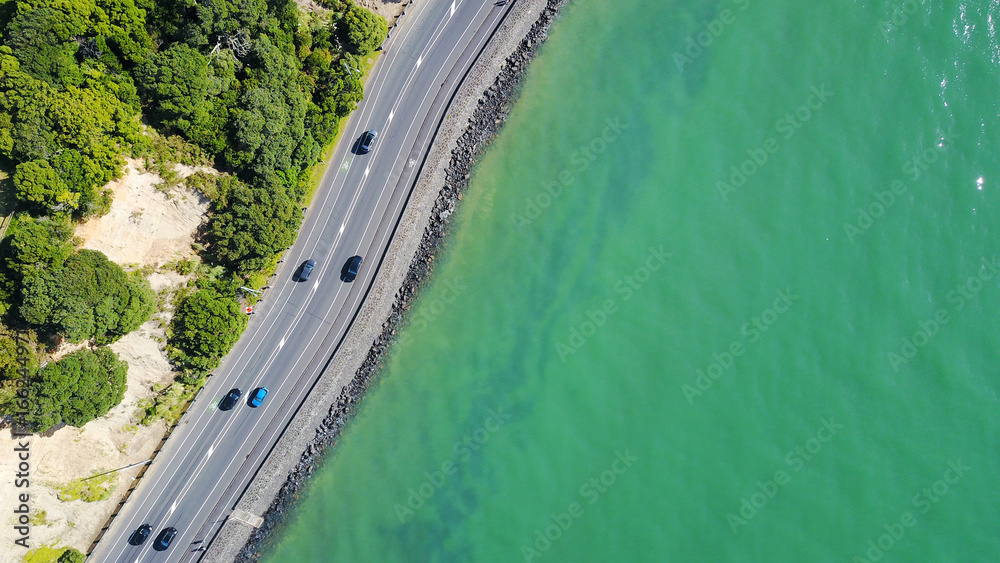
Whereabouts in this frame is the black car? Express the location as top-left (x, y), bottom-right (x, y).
top-left (299, 259), bottom-right (316, 282)
top-left (153, 527), bottom-right (177, 551)
top-left (342, 255), bottom-right (363, 282)
top-left (219, 388), bottom-right (242, 411)
top-left (359, 130), bottom-right (377, 153)
top-left (128, 524), bottom-right (152, 546)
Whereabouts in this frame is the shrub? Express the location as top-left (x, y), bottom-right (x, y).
top-left (167, 288), bottom-right (247, 375)
top-left (58, 549), bottom-right (87, 563)
top-left (20, 249), bottom-right (155, 344)
top-left (54, 471), bottom-right (118, 503)
top-left (25, 347), bottom-right (128, 431)
top-left (337, 2), bottom-right (387, 56)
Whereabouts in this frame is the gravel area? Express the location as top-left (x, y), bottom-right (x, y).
top-left (206, 0), bottom-right (570, 560)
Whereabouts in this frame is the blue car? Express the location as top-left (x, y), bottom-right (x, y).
top-left (249, 387), bottom-right (269, 407)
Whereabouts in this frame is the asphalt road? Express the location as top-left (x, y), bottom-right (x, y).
top-left (89, 2), bottom-right (517, 561)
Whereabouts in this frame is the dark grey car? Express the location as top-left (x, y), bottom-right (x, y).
top-left (128, 524), bottom-right (152, 546)
top-left (342, 255), bottom-right (363, 282)
top-left (359, 130), bottom-right (377, 153)
top-left (219, 388), bottom-right (242, 411)
top-left (153, 527), bottom-right (176, 551)
top-left (299, 259), bottom-right (316, 282)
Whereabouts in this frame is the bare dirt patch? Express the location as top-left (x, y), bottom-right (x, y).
top-left (293, 0), bottom-right (328, 16)
top-left (356, 0), bottom-right (407, 22)
top-left (75, 158), bottom-right (210, 268)
top-left (295, 0), bottom-right (408, 22)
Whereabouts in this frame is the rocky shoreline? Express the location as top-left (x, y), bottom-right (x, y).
top-left (234, 0), bottom-right (568, 560)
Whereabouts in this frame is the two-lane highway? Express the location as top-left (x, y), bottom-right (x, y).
top-left (89, 1), bottom-right (520, 561)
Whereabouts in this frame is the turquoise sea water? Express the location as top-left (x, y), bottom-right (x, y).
top-left (262, 0), bottom-right (1000, 561)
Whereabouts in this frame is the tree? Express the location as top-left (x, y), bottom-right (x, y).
top-left (47, 81), bottom-right (140, 185)
top-left (227, 85), bottom-right (295, 176)
top-left (146, 0), bottom-right (268, 47)
top-left (0, 326), bottom-right (38, 382)
top-left (94, 0), bottom-right (155, 64)
top-left (25, 347), bottom-right (127, 431)
top-left (4, 215), bottom-right (75, 280)
top-left (337, 2), bottom-right (386, 56)
top-left (2, 6), bottom-right (85, 87)
top-left (134, 43), bottom-right (212, 134)
top-left (58, 549), bottom-right (87, 563)
top-left (0, 69), bottom-right (58, 162)
top-left (207, 179), bottom-right (300, 275)
top-left (20, 250), bottom-right (155, 344)
top-left (12, 159), bottom-right (79, 213)
top-left (49, 148), bottom-right (115, 216)
top-left (0, 328), bottom-right (39, 419)
top-left (225, 35), bottom-right (317, 185)
top-left (167, 288), bottom-right (247, 374)
top-left (308, 58), bottom-right (363, 142)
top-left (0, 334), bottom-right (21, 381)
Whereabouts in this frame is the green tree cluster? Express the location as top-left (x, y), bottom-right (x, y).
top-left (20, 249), bottom-right (155, 345)
top-left (25, 346), bottom-right (127, 431)
top-left (167, 288), bottom-right (247, 376)
top-left (11, 160), bottom-right (78, 213)
top-left (0, 0), bottom-right (150, 218)
top-left (0, 214), bottom-right (75, 315)
top-left (133, 44), bottom-right (237, 154)
top-left (3, 215), bottom-right (74, 279)
top-left (0, 328), bottom-right (33, 380)
top-left (207, 176), bottom-right (300, 275)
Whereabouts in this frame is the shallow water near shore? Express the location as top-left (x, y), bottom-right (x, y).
top-left (261, 0), bottom-right (1000, 561)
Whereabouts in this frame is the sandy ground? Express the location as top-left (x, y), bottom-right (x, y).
top-left (0, 159), bottom-right (210, 561)
top-left (356, 0), bottom-right (407, 22)
top-left (76, 159), bottom-right (211, 267)
top-left (293, 0), bottom-right (407, 23)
